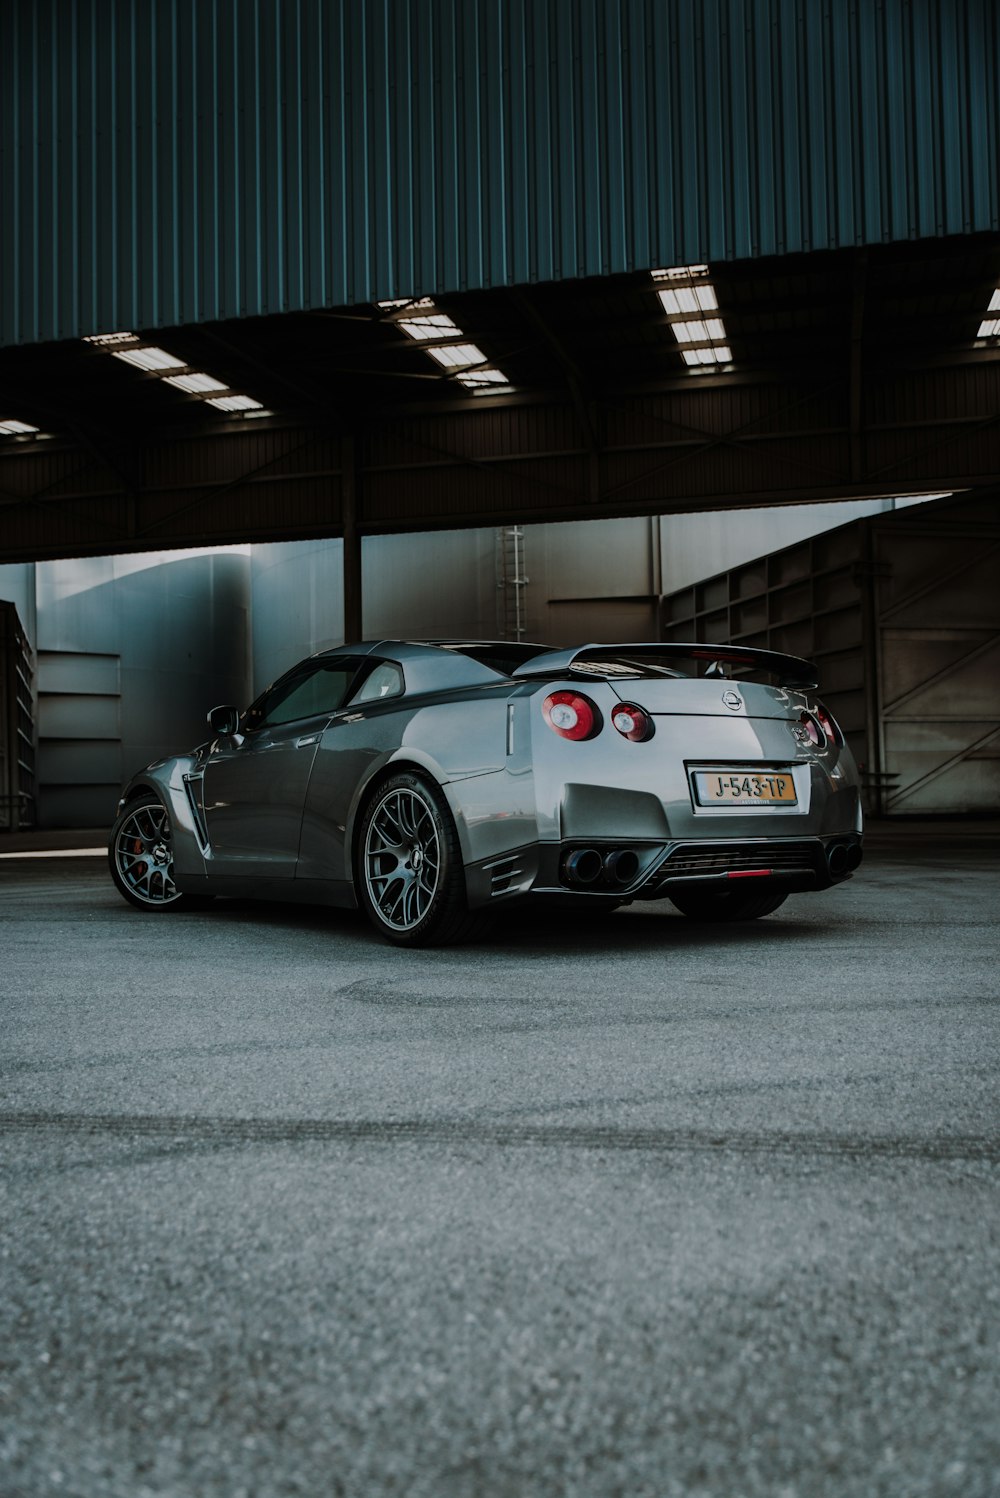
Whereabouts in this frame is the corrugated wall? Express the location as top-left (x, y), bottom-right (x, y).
top-left (2, 0), bottom-right (998, 347)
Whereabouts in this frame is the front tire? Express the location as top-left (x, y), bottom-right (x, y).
top-left (109, 792), bottom-right (201, 912)
top-left (669, 888), bottom-right (787, 922)
top-left (356, 772), bottom-right (491, 946)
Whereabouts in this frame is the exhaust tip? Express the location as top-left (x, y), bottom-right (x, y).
top-left (846, 842), bottom-right (863, 871)
top-left (563, 848), bottom-right (603, 887)
top-left (827, 843), bottom-right (849, 877)
top-left (604, 849), bottom-right (640, 886)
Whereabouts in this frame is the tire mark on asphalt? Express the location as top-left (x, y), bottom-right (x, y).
top-left (1, 1111), bottom-right (998, 1162)
top-left (1, 992), bottom-right (996, 1077)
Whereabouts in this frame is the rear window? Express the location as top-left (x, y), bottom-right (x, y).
top-left (570, 657), bottom-right (687, 679)
top-left (351, 661), bottom-right (404, 704)
top-left (443, 642), bottom-right (553, 677)
top-left (569, 652), bottom-right (797, 685)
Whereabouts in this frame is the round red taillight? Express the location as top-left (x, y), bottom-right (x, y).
top-left (611, 702), bottom-right (653, 742)
top-left (542, 690), bottom-right (600, 741)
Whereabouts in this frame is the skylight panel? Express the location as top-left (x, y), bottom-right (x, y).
top-left (975, 288), bottom-right (1000, 340)
top-left (205, 394), bottom-right (263, 412)
top-left (652, 264), bottom-right (731, 370)
top-left (0, 418), bottom-right (39, 435)
top-left (672, 318), bottom-right (728, 344)
top-left (681, 346), bottom-right (731, 366)
top-left (374, 296), bottom-right (511, 394)
top-left (163, 372), bottom-right (230, 394)
top-left (671, 319), bottom-right (701, 343)
top-left (85, 332), bottom-right (266, 416)
top-left (652, 265), bottom-right (709, 281)
top-left (426, 342), bottom-right (488, 370)
top-left (83, 331), bottom-right (138, 346)
top-left (398, 313), bottom-right (460, 340)
top-left (658, 284), bottom-right (718, 315)
top-left (113, 345), bottom-right (186, 372)
top-left (676, 288), bottom-right (700, 314)
top-left (457, 368), bottom-right (510, 389)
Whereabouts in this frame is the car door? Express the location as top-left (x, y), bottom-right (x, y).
top-left (201, 657), bottom-right (363, 877)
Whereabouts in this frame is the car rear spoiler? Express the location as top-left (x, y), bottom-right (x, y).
top-left (511, 642), bottom-right (819, 690)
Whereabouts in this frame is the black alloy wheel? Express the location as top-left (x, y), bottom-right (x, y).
top-left (108, 792), bottom-right (200, 912)
top-left (357, 771), bottom-right (491, 946)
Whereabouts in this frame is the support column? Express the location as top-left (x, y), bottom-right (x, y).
top-left (341, 433), bottom-right (362, 643)
top-left (859, 519), bottom-right (884, 818)
top-left (849, 250), bottom-right (868, 483)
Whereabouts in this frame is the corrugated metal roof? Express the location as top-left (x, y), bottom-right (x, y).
top-left (4, 236), bottom-right (998, 444)
top-left (2, 0), bottom-right (998, 348)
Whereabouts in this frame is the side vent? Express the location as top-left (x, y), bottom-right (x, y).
top-left (486, 855), bottom-right (523, 897)
top-left (183, 772), bottom-right (209, 852)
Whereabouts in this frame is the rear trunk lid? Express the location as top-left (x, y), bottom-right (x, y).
top-left (606, 676), bottom-right (803, 720)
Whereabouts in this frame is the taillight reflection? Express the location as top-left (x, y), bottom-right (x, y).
top-left (800, 705), bottom-right (845, 749)
top-left (814, 703), bottom-right (845, 747)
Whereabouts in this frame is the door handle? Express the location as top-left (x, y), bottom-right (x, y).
top-left (296, 732), bottom-right (322, 748)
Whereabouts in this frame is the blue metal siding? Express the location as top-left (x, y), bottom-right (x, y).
top-left (2, 0), bottom-right (998, 347)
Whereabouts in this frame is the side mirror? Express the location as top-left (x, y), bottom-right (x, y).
top-left (207, 704), bottom-right (241, 736)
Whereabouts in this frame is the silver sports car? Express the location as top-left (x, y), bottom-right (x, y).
top-left (109, 639), bottom-right (863, 945)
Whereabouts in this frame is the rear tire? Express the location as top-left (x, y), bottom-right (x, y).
top-left (356, 772), bottom-right (493, 947)
top-left (669, 888), bottom-right (787, 922)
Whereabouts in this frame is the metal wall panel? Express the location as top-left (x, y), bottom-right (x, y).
top-left (874, 506), bottom-right (1000, 814)
top-left (660, 490), bottom-right (1000, 814)
top-left (30, 550), bottom-right (253, 826)
top-left (3, 0), bottom-right (998, 347)
top-left (0, 564), bottom-right (37, 649)
top-left (0, 601), bottom-right (35, 829)
top-left (250, 530), bottom-right (499, 692)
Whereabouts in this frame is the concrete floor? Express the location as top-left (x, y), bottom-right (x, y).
top-left (1, 827), bottom-right (998, 1497)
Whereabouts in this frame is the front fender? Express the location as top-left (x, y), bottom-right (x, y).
top-left (115, 757), bottom-right (207, 881)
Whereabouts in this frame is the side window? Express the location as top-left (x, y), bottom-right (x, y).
top-left (351, 661), bottom-right (404, 706)
top-left (246, 660), bottom-right (360, 731)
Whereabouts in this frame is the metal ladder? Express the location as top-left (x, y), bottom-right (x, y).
top-left (496, 526), bottom-right (528, 640)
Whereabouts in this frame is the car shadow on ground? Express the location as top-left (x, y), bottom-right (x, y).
top-left (172, 892), bottom-right (829, 956)
top-left (485, 904), bottom-right (827, 954)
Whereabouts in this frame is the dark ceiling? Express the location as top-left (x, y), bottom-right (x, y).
top-left (1, 234), bottom-right (1000, 566)
top-left (2, 235), bottom-right (999, 441)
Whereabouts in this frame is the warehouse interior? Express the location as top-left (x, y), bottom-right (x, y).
top-left (1, 1), bottom-right (998, 830)
top-left (1, 483), bottom-right (994, 829)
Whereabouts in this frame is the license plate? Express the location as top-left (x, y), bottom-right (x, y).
top-left (692, 769), bottom-right (797, 807)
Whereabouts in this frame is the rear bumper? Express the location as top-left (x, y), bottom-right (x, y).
top-left (636, 834), bottom-right (863, 897)
top-left (465, 833), bottom-right (863, 907)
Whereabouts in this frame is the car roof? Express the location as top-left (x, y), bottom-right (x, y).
top-left (313, 639), bottom-right (534, 695)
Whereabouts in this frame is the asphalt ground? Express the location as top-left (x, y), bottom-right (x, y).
top-left (1, 828), bottom-right (998, 1498)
